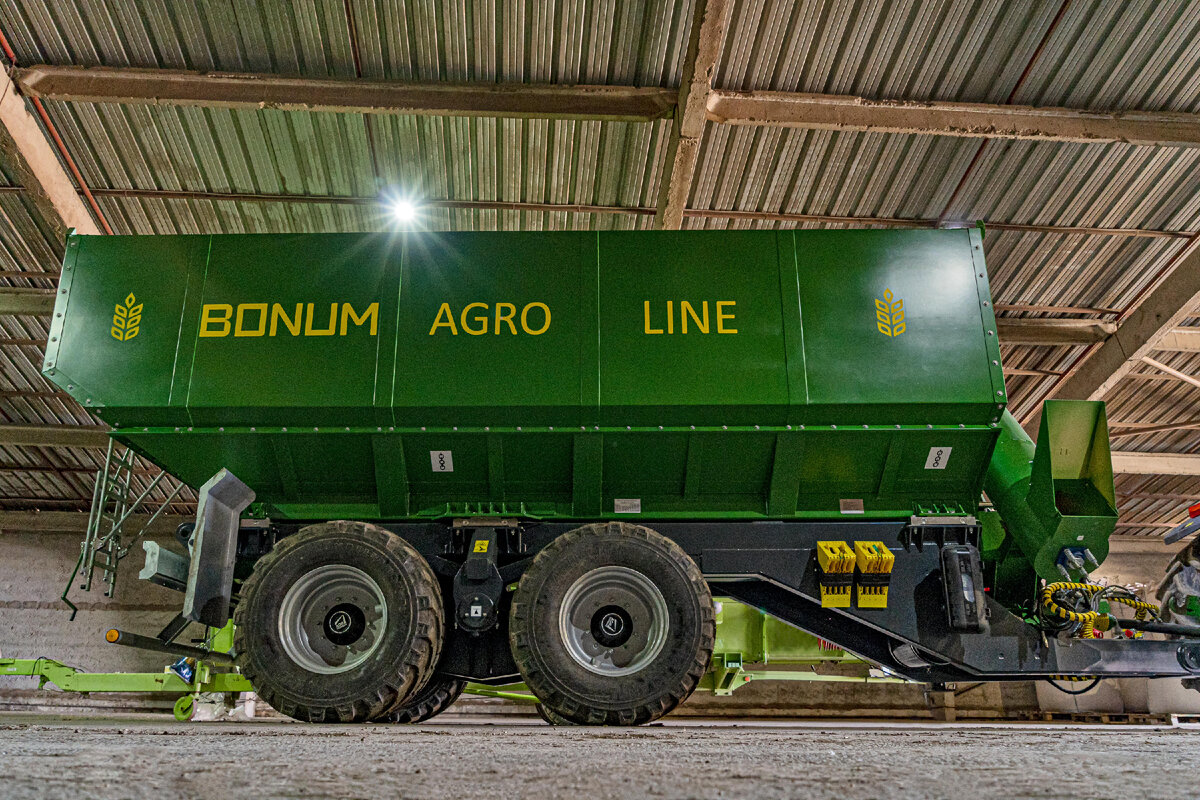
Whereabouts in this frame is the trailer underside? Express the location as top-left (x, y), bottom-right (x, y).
top-left (346, 517), bottom-right (1200, 687)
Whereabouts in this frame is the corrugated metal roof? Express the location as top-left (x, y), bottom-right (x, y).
top-left (715, 0), bottom-right (1063, 100)
top-left (0, 0), bottom-right (695, 82)
top-left (1, 0), bottom-right (1199, 536)
top-left (30, 100), bottom-right (669, 233)
top-left (688, 127), bottom-right (981, 222)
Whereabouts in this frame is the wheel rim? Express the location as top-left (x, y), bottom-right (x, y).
top-left (278, 564), bottom-right (388, 675)
top-left (558, 566), bottom-right (670, 676)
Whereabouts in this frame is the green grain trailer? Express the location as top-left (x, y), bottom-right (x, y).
top-left (43, 229), bottom-right (1200, 725)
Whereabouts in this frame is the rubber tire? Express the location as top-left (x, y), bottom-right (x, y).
top-left (535, 702), bottom-right (577, 726)
top-left (233, 520), bottom-right (443, 723)
top-left (509, 522), bottom-right (714, 726)
top-left (385, 676), bottom-right (466, 724)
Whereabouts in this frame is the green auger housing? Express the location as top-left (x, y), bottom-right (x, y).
top-left (983, 401), bottom-right (1118, 599)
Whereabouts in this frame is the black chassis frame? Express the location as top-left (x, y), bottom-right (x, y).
top-left (247, 517), bottom-right (1200, 687)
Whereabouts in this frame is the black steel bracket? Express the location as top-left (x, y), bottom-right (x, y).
top-left (452, 527), bottom-right (504, 634)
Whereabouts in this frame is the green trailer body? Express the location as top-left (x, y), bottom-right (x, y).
top-left (43, 227), bottom-right (1200, 725)
top-left (44, 228), bottom-right (1006, 524)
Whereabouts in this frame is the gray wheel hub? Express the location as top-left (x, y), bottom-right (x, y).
top-left (558, 566), bottom-right (670, 676)
top-left (278, 564), bottom-right (388, 674)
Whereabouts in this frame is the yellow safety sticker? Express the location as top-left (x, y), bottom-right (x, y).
top-left (473, 540), bottom-right (489, 553)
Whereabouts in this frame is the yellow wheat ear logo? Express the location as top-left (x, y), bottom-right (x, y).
top-left (875, 289), bottom-right (905, 337)
top-left (111, 293), bottom-right (142, 341)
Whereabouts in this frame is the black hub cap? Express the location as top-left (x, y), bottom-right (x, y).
top-left (591, 605), bottom-right (633, 648)
top-left (323, 603), bottom-right (367, 646)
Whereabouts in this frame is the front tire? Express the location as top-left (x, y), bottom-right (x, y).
top-left (233, 520), bottom-right (443, 723)
top-left (509, 522), bottom-right (714, 725)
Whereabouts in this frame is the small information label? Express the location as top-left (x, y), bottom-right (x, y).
top-left (924, 447), bottom-right (951, 470)
top-left (430, 450), bottom-right (454, 472)
top-left (614, 498), bottom-right (642, 514)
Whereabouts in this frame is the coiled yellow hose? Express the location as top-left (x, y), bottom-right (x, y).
top-left (1040, 582), bottom-right (1160, 638)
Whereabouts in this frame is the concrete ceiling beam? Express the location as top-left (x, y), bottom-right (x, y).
top-left (13, 65), bottom-right (677, 123)
top-left (706, 90), bottom-right (1200, 147)
top-left (1156, 328), bottom-right (1200, 352)
top-left (0, 68), bottom-right (100, 237)
top-left (653, 0), bottom-right (732, 230)
top-left (995, 318), bottom-right (1116, 346)
top-left (1111, 451), bottom-right (1200, 476)
top-left (0, 287), bottom-right (55, 314)
top-left (1106, 536), bottom-right (1190, 555)
top-left (0, 424), bottom-right (109, 448)
top-left (0, 510), bottom-right (187, 534)
top-left (1045, 242), bottom-right (1200, 403)
top-left (20, 65), bottom-right (1200, 149)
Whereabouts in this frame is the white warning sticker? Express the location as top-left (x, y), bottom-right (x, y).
top-left (614, 498), bottom-right (642, 514)
top-left (924, 447), bottom-right (951, 470)
top-left (430, 450), bottom-right (454, 472)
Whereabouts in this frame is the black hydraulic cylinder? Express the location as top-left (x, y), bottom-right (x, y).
top-left (105, 628), bottom-right (234, 666)
top-left (1114, 618), bottom-right (1200, 638)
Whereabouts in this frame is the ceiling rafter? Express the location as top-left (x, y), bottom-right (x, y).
top-left (1036, 242), bottom-right (1200, 416)
top-left (653, 0), bottom-right (733, 229)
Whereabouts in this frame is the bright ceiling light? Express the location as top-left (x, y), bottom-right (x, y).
top-left (391, 199), bottom-right (418, 224)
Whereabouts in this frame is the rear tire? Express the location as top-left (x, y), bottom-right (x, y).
top-left (509, 522), bottom-right (714, 725)
top-left (234, 520), bottom-right (443, 723)
top-left (535, 702), bottom-right (577, 726)
top-left (385, 676), bottom-right (466, 724)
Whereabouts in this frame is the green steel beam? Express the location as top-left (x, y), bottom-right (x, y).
top-left (0, 658), bottom-right (250, 694)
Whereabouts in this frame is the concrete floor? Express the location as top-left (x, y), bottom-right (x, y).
top-left (1, 715), bottom-right (1198, 799)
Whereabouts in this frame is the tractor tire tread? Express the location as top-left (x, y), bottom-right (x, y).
top-left (233, 520), bottom-right (442, 724)
top-left (509, 522), bottom-right (714, 726)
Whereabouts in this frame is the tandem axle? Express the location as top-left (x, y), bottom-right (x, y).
top-left (140, 477), bottom-right (1200, 698)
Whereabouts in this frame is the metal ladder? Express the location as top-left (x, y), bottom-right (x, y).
top-left (62, 439), bottom-right (184, 618)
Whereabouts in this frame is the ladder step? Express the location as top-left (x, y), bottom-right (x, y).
top-left (74, 446), bottom-right (154, 599)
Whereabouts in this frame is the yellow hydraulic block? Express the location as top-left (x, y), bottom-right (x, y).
top-left (855, 541), bottom-right (895, 608)
top-left (815, 541), bottom-right (855, 608)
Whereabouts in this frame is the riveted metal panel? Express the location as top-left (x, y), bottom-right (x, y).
top-left (597, 231), bottom-right (790, 427)
top-left (47, 235), bottom-right (208, 427)
top-left (48, 229), bottom-right (1003, 522)
top-left (185, 234), bottom-right (399, 427)
top-left (792, 228), bottom-right (997, 424)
